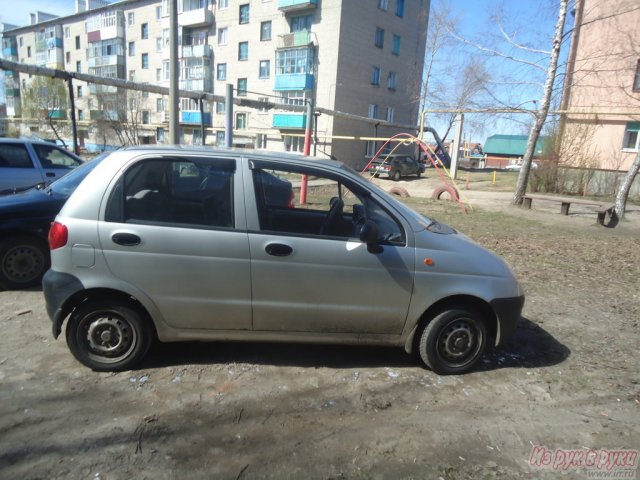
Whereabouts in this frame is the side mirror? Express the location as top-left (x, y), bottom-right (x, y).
top-left (359, 220), bottom-right (383, 254)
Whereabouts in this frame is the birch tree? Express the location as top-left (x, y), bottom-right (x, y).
top-left (614, 153), bottom-right (640, 220)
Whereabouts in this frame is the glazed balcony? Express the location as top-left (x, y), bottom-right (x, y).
top-left (272, 113), bottom-right (307, 129)
top-left (278, 0), bottom-right (318, 13)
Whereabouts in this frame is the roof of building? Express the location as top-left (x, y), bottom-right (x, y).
top-left (483, 134), bottom-right (548, 157)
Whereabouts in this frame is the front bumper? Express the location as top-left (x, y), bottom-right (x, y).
top-left (490, 295), bottom-right (525, 345)
top-left (42, 269), bottom-right (84, 338)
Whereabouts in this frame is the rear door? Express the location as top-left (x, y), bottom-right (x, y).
top-left (98, 154), bottom-right (252, 331)
top-left (0, 142), bottom-right (44, 191)
top-left (30, 143), bottom-right (83, 185)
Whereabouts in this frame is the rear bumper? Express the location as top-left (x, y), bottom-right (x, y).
top-left (490, 295), bottom-right (525, 345)
top-left (42, 269), bottom-right (84, 338)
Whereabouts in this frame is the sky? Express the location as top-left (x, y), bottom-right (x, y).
top-left (2, 0), bottom-right (568, 142)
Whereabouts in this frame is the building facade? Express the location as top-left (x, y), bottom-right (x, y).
top-left (561, 0), bottom-right (640, 171)
top-left (2, 0), bottom-right (429, 167)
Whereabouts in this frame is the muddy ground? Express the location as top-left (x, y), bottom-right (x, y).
top-left (1, 175), bottom-right (639, 479)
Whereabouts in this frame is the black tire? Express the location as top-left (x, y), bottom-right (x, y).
top-left (0, 235), bottom-right (49, 290)
top-left (66, 300), bottom-right (153, 372)
top-left (418, 308), bottom-right (487, 375)
top-left (417, 170), bottom-right (422, 178)
top-left (392, 170), bottom-right (401, 181)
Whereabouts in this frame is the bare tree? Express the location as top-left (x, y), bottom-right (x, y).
top-left (94, 87), bottom-right (147, 147)
top-left (22, 76), bottom-right (69, 146)
top-left (614, 153), bottom-right (640, 219)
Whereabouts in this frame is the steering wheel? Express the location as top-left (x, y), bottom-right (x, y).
top-left (320, 197), bottom-right (344, 235)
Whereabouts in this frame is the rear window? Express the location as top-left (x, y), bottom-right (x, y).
top-left (0, 144), bottom-right (34, 168)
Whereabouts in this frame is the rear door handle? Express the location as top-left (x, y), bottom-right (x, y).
top-left (112, 232), bottom-right (141, 246)
top-left (265, 243), bottom-right (293, 257)
top-left (46, 172), bottom-right (56, 177)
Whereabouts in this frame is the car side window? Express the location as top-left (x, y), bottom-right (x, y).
top-left (106, 157), bottom-right (235, 229)
top-left (32, 144), bottom-right (82, 169)
top-left (0, 144), bottom-right (34, 168)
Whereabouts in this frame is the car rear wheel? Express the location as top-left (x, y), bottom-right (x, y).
top-left (0, 236), bottom-right (49, 290)
top-left (392, 170), bottom-right (401, 181)
top-left (418, 308), bottom-right (487, 375)
top-left (66, 300), bottom-right (153, 371)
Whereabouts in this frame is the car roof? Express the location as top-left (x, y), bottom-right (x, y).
top-left (116, 145), bottom-right (348, 170)
top-left (0, 137), bottom-right (62, 146)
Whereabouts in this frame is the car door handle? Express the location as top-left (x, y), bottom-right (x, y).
top-left (265, 243), bottom-right (293, 257)
top-left (46, 172), bottom-right (56, 177)
top-left (112, 232), bottom-right (141, 246)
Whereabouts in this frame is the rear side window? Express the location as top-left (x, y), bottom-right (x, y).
top-left (32, 144), bottom-right (82, 169)
top-left (106, 157), bottom-right (236, 229)
top-left (0, 144), bottom-right (34, 168)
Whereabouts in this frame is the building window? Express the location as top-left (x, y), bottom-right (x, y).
top-left (386, 107), bottom-right (395, 123)
top-left (256, 134), bottom-right (268, 149)
top-left (239, 4), bottom-right (250, 24)
top-left (77, 86), bottom-right (83, 98)
top-left (217, 63), bottom-right (227, 80)
top-left (258, 97), bottom-right (269, 113)
top-left (88, 98), bottom-right (94, 110)
top-left (142, 111), bottom-right (150, 124)
top-left (396, 0), bottom-right (405, 17)
top-left (219, 0), bottom-right (228, 9)
top-left (27, 46), bottom-right (31, 58)
top-left (76, 61), bottom-right (82, 73)
top-left (634, 60), bottom-right (640, 92)
top-left (387, 71), bottom-right (397, 90)
top-left (157, 98), bottom-right (164, 112)
top-left (156, 68), bottom-right (162, 81)
top-left (368, 104), bottom-right (378, 119)
top-left (375, 27), bottom-right (384, 48)
top-left (129, 70), bottom-right (135, 81)
top-left (291, 15), bottom-right (312, 32)
top-left (141, 53), bottom-right (149, 69)
top-left (141, 23), bottom-right (149, 39)
top-left (236, 112), bottom-right (247, 129)
top-left (259, 60), bottom-right (270, 79)
top-left (218, 27), bottom-right (228, 45)
top-left (66, 52), bottom-right (70, 64)
top-left (284, 135), bottom-right (304, 153)
top-left (371, 66), bottom-right (381, 86)
top-left (216, 102), bottom-right (225, 114)
top-left (237, 78), bottom-right (247, 96)
top-left (378, 0), bottom-right (388, 10)
top-left (128, 12), bottom-right (135, 26)
top-left (622, 122), bottom-right (640, 151)
top-left (275, 47), bottom-right (314, 74)
top-left (238, 41), bottom-right (248, 61)
top-left (392, 34), bottom-right (401, 55)
top-left (156, 6), bottom-right (162, 20)
top-left (366, 141), bottom-right (376, 157)
top-left (75, 36), bottom-right (80, 50)
top-left (260, 21), bottom-right (272, 41)
top-left (128, 41), bottom-right (135, 56)
top-left (64, 27), bottom-right (70, 38)
top-left (142, 90), bottom-right (149, 98)
top-left (156, 37), bottom-right (162, 52)
top-left (78, 109), bottom-right (84, 121)
top-left (157, 127), bottom-right (165, 142)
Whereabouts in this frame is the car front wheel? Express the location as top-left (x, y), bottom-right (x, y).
top-left (0, 236), bottom-right (49, 290)
top-left (418, 308), bottom-right (487, 375)
top-left (392, 170), bottom-right (401, 181)
top-left (66, 300), bottom-right (153, 371)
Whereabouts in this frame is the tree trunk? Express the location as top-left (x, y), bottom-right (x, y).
top-left (513, 0), bottom-right (569, 205)
top-left (614, 152), bottom-right (640, 220)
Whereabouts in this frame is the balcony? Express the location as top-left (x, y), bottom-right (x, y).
top-left (45, 110), bottom-right (67, 120)
top-left (179, 7), bottom-right (214, 27)
top-left (88, 54), bottom-right (124, 68)
top-left (90, 110), bottom-right (120, 121)
top-left (3, 46), bottom-right (17, 57)
top-left (274, 73), bottom-right (314, 91)
top-left (181, 44), bottom-right (212, 58)
top-left (273, 113), bottom-right (307, 129)
top-left (276, 31), bottom-right (314, 49)
top-left (278, 0), bottom-right (318, 12)
top-left (179, 78), bottom-right (212, 92)
top-left (89, 84), bottom-right (119, 95)
top-left (180, 111), bottom-right (211, 124)
top-left (4, 88), bottom-right (20, 98)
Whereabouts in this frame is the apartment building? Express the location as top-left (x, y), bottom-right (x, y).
top-left (2, 0), bottom-right (429, 166)
top-left (561, 0), bottom-right (640, 171)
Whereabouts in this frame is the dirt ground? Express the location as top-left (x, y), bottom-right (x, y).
top-left (1, 173), bottom-right (639, 479)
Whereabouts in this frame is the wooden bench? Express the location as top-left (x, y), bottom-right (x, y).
top-left (522, 194), bottom-right (615, 226)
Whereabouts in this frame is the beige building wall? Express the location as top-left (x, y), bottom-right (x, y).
top-left (562, 0), bottom-right (640, 171)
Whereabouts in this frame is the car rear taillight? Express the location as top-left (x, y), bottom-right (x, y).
top-left (49, 221), bottom-right (68, 250)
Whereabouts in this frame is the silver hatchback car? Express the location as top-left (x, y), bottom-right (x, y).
top-left (43, 147), bottom-right (524, 375)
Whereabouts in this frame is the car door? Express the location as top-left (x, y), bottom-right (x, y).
top-left (245, 160), bottom-right (414, 335)
top-left (98, 155), bottom-right (252, 331)
top-left (30, 143), bottom-right (83, 185)
top-left (0, 142), bottom-right (45, 191)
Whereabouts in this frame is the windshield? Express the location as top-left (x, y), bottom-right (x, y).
top-left (48, 153), bottom-right (110, 196)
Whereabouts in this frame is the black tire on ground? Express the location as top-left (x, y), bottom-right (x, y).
top-left (0, 235), bottom-right (50, 290)
top-left (417, 171), bottom-right (422, 178)
top-left (66, 300), bottom-right (153, 372)
top-left (392, 170), bottom-right (401, 181)
top-left (431, 185), bottom-right (459, 201)
top-left (417, 308), bottom-right (487, 375)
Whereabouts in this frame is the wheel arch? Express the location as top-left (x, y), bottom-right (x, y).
top-left (404, 294), bottom-right (497, 354)
top-left (54, 287), bottom-right (158, 340)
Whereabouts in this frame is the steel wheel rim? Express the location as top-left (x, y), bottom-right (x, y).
top-left (81, 312), bottom-right (137, 364)
top-left (2, 244), bottom-right (44, 284)
top-left (436, 318), bottom-right (483, 368)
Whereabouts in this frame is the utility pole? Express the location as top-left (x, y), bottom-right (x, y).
top-left (169, 0), bottom-right (179, 144)
top-left (67, 77), bottom-right (79, 154)
top-left (299, 99), bottom-right (313, 204)
top-left (450, 113), bottom-right (464, 179)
